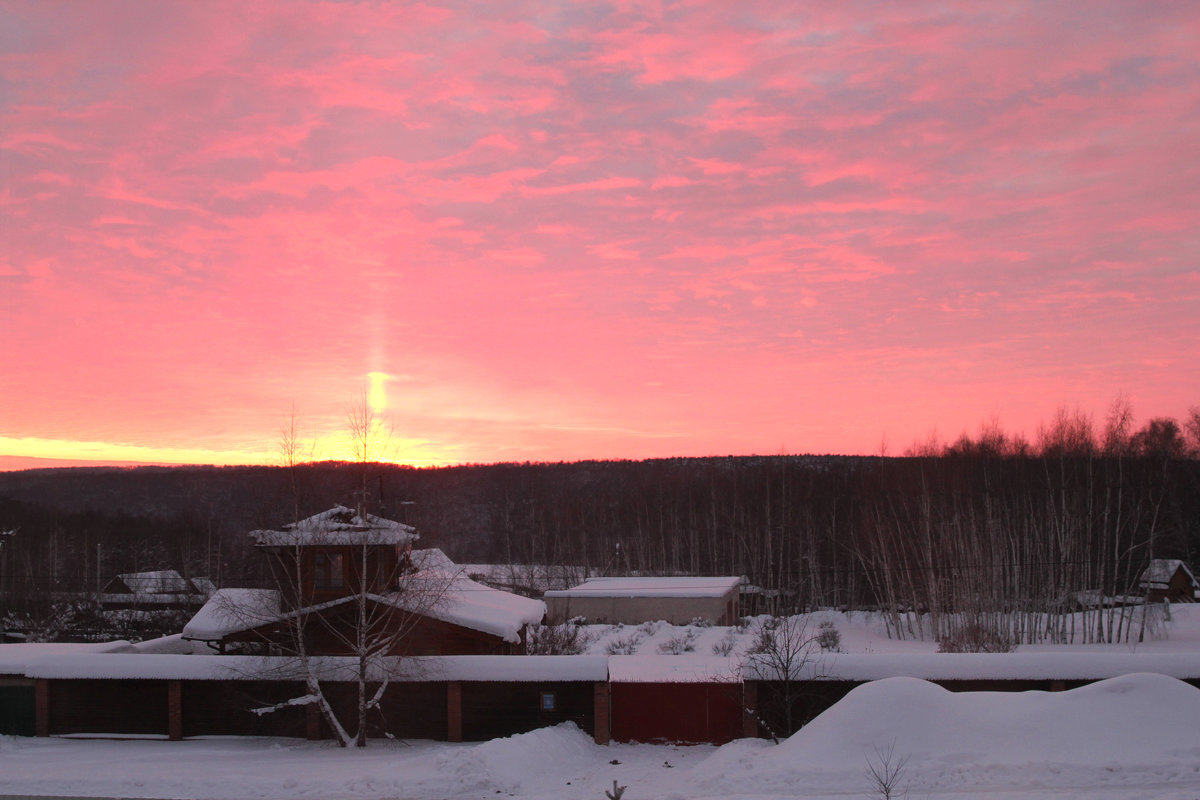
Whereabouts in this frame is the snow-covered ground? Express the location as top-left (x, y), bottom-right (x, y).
top-left (3, 671), bottom-right (1200, 799)
top-left (570, 603), bottom-right (1195, 659)
top-left (6, 606), bottom-right (1200, 799)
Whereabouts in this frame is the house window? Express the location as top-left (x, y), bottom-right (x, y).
top-left (540, 691), bottom-right (556, 711)
top-left (314, 552), bottom-right (344, 589)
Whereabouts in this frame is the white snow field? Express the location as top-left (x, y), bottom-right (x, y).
top-left (3, 672), bottom-right (1200, 799)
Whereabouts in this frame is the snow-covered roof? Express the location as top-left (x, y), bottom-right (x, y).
top-left (182, 589), bottom-right (282, 640)
top-left (460, 563), bottom-right (595, 593)
top-left (191, 577), bottom-right (218, 596)
top-left (416, 571), bottom-right (546, 642)
top-left (0, 641), bottom-right (135, 675)
top-left (250, 505), bottom-right (418, 547)
top-left (545, 576), bottom-right (740, 599)
top-left (410, 548), bottom-right (458, 572)
top-left (609, 655), bottom-right (741, 683)
top-left (181, 561), bottom-right (545, 644)
top-left (1139, 559), bottom-right (1197, 589)
top-left (19, 653), bottom-right (607, 682)
top-left (111, 570), bottom-right (194, 595)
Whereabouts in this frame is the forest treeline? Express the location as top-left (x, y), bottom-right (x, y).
top-left (2, 404), bottom-right (1199, 644)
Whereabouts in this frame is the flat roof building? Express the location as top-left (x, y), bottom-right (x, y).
top-left (544, 576), bottom-right (740, 625)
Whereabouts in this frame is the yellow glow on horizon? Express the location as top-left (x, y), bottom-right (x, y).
top-left (0, 433), bottom-right (457, 470)
top-left (368, 371), bottom-right (389, 413)
top-left (0, 435), bottom-right (274, 468)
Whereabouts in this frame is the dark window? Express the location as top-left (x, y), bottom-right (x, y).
top-left (540, 691), bottom-right (556, 711)
top-left (314, 552), bottom-right (344, 589)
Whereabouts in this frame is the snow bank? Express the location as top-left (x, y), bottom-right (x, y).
top-left (420, 723), bottom-right (597, 796)
top-left (780, 672), bottom-right (1200, 767)
top-left (692, 672), bottom-right (1200, 796)
top-left (744, 651), bottom-right (1200, 681)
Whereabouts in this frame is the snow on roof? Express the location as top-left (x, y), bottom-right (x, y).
top-left (410, 547), bottom-right (457, 572)
top-left (1139, 559), bottom-right (1197, 589)
top-left (132, 633), bottom-right (217, 655)
top-left (250, 505), bottom-right (418, 547)
top-left (181, 589), bottom-right (281, 640)
top-left (460, 563), bottom-right (595, 593)
top-left (742, 652), bottom-right (1200, 682)
top-left (608, 655), bottom-right (741, 683)
top-left (545, 576), bottom-right (741, 599)
top-left (180, 569), bottom-right (544, 644)
top-left (112, 570), bottom-right (194, 594)
top-left (191, 577), bottom-right (218, 596)
top-left (398, 570), bottom-right (546, 642)
top-left (0, 641), bottom-right (134, 675)
top-left (20, 654), bottom-right (608, 682)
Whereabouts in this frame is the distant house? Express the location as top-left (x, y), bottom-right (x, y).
top-left (544, 576), bottom-right (740, 625)
top-left (1139, 560), bottom-right (1199, 603)
top-left (101, 570), bottom-right (212, 611)
top-left (182, 506), bottom-right (545, 656)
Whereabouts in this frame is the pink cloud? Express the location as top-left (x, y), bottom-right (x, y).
top-left (1, 0), bottom-right (1198, 465)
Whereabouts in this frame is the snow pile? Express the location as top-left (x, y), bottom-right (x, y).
top-left (785, 673), bottom-right (1200, 765)
top-left (418, 723), bottom-right (597, 796)
top-left (692, 672), bottom-right (1200, 796)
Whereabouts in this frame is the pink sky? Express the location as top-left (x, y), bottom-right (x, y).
top-left (2, 1), bottom-right (1198, 469)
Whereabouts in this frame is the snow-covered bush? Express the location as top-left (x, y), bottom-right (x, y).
top-left (936, 622), bottom-right (1014, 653)
top-left (817, 620), bottom-right (841, 652)
top-left (526, 622), bottom-right (593, 655)
top-left (657, 630), bottom-right (697, 655)
top-left (605, 633), bottom-right (644, 655)
top-left (711, 629), bottom-right (738, 656)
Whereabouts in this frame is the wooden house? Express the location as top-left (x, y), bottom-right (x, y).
top-left (100, 570), bottom-right (211, 611)
top-left (181, 507), bottom-right (546, 657)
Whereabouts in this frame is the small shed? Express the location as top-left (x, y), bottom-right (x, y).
top-left (544, 576), bottom-right (740, 625)
top-left (1138, 560), bottom-right (1199, 603)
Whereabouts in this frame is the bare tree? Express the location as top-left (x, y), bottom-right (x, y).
top-left (864, 740), bottom-right (910, 800)
top-left (224, 401), bottom-right (453, 747)
top-left (225, 510), bottom-right (455, 747)
top-left (741, 615), bottom-right (828, 739)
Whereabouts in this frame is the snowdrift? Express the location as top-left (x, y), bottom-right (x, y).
top-left (692, 672), bottom-right (1200, 796)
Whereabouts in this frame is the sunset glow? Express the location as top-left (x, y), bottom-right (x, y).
top-left (2, 1), bottom-right (1198, 469)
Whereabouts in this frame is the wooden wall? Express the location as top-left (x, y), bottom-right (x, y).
top-left (46, 679), bottom-right (167, 736)
top-left (610, 682), bottom-right (743, 745)
top-left (461, 681), bottom-right (594, 741)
